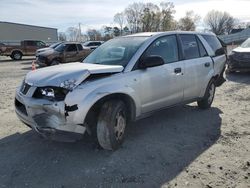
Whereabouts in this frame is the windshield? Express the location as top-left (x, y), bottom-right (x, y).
top-left (50, 42), bottom-right (62, 49)
top-left (241, 38), bottom-right (250, 48)
top-left (83, 37), bottom-right (148, 67)
top-left (54, 43), bottom-right (66, 52)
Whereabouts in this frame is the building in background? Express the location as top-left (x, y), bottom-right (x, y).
top-left (0, 21), bottom-right (58, 44)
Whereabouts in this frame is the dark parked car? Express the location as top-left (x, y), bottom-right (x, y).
top-left (36, 42), bottom-right (62, 56)
top-left (227, 38), bottom-right (250, 73)
top-left (36, 42), bottom-right (92, 66)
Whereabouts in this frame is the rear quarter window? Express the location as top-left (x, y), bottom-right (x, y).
top-left (202, 35), bottom-right (225, 56)
top-left (179, 34), bottom-right (200, 60)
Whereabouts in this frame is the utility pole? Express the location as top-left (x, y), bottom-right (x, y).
top-left (78, 23), bottom-right (82, 42)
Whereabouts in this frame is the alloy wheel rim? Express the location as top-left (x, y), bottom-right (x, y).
top-left (14, 53), bottom-right (20, 59)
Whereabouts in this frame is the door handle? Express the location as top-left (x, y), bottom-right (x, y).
top-left (174, 67), bottom-right (182, 74)
top-left (204, 62), bottom-right (210, 67)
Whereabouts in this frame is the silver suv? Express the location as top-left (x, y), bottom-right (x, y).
top-left (15, 32), bottom-right (226, 150)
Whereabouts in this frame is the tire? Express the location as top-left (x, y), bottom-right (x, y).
top-left (97, 100), bottom-right (127, 150)
top-left (11, 51), bottom-right (22, 60)
top-left (197, 79), bottom-right (216, 109)
top-left (50, 59), bottom-right (60, 66)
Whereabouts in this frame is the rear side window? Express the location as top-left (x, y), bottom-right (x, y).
top-left (202, 35), bottom-right (225, 56)
top-left (26, 41), bottom-right (36, 46)
top-left (77, 44), bottom-right (83, 51)
top-left (197, 38), bottom-right (208, 57)
top-left (93, 42), bottom-right (101, 46)
top-left (66, 44), bottom-right (77, 52)
top-left (143, 35), bottom-right (179, 64)
top-left (179, 34), bottom-right (199, 60)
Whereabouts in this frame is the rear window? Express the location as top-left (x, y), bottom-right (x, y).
top-left (179, 34), bottom-right (200, 60)
top-left (197, 38), bottom-right (208, 57)
top-left (202, 35), bottom-right (224, 56)
top-left (25, 41), bottom-right (36, 46)
top-left (66, 44), bottom-right (77, 52)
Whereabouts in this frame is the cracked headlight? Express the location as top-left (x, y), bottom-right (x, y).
top-left (41, 88), bottom-right (55, 98)
top-left (60, 79), bottom-right (77, 90)
top-left (33, 87), bottom-right (69, 101)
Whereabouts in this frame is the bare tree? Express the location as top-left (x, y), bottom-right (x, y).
top-left (125, 2), bottom-right (144, 33)
top-left (66, 27), bottom-right (79, 41)
top-left (86, 29), bottom-right (102, 41)
top-left (58, 32), bottom-right (67, 41)
top-left (160, 2), bottom-right (176, 31)
top-left (114, 12), bottom-right (125, 35)
top-left (178, 11), bottom-right (200, 31)
top-left (204, 10), bottom-right (236, 35)
top-left (141, 3), bottom-right (161, 32)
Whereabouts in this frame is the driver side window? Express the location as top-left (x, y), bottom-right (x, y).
top-left (143, 35), bottom-right (179, 64)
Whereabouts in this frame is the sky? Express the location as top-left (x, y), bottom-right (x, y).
top-left (1, 0), bottom-right (250, 32)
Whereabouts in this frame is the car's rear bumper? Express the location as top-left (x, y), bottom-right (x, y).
top-left (15, 87), bottom-right (86, 142)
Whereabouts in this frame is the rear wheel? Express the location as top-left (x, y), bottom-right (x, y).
top-left (197, 80), bottom-right (216, 109)
top-left (97, 100), bottom-right (127, 150)
top-left (11, 51), bottom-right (22, 60)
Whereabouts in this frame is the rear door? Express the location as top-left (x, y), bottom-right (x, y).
top-left (179, 34), bottom-right (213, 100)
top-left (64, 44), bottom-right (79, 62)
top-left (201, 35), bottom-right (226, 76)
top-left (137, 35), bottom-right (184, 113)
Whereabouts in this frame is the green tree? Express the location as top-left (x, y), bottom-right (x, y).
top-left (113, 27), bottom-right (120, 37)
top-left (160, 2), bottom-right (176, 31)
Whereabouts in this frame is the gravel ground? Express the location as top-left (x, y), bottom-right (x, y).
top-left (0, 57), bottom-right (249, 188)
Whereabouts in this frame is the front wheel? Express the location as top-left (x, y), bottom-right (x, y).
top-left (197, 80), bottom-right (216, 109)
top-left (50, 59), bottom-right (60, 66)
top-left (97, 100), bottom-right (127, 150)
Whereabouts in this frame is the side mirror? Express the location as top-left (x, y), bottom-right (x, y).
top-left (139, 55), bottom-right (164, 69)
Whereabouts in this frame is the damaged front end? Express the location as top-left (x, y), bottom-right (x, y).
top-left (15, 82), bottom-right (85, 142)
top-left (15, 62), bottom-right (124, 142)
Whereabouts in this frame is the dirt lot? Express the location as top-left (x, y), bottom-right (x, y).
top-left (0, 57), bottom-right (249, 188)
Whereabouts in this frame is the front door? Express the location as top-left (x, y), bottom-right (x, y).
top-left (138, 35), bottom-right (184, 113)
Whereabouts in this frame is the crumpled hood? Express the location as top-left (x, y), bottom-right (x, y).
top-left (233, 47), bottom-right (250, 53)
top-left (25, 62), bottom-right (124, 87)
top-left (37, 48), bottom-right (55, 56)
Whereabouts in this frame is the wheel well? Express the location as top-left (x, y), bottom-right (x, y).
top-left (51, 58), bottom-right (62, 62)
top-left (212, 75), bottom-right (219, 81)
top-left (84, 93), bottom-right (136, 126)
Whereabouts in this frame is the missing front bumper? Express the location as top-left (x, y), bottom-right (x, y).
top-left (15, 91), bottom-right (86, 142)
